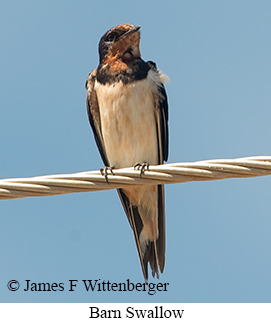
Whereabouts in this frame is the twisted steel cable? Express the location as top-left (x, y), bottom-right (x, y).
top-left (1, 156), bottom-right (271, 200)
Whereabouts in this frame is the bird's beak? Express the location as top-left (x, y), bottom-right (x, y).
top-left (118, 26), bottom-right (141, 41)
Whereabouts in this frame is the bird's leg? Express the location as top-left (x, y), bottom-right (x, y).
top-left (100, 166), bottom-right (115, 184)
top-left (134, 162), bottom-right (150, 176)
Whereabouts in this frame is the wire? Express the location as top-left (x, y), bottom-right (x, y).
top-left (1, 156), bottom-right (271, 200)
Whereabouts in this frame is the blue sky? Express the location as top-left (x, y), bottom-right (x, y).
top-left (1, 0), bottom-right (271, 302)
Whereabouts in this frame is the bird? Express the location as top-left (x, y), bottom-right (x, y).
top-left (86, 24), bottom-right (169, 281)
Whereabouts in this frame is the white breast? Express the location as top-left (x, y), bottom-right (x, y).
top-left (95, 70), bottom-right (162, 168)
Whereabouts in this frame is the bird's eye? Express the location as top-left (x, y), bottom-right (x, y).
top-left (106, 33), bottom-right (115, 42)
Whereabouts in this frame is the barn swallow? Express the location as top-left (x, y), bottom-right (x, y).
top-left (86, 24), bottom-right (169, 280)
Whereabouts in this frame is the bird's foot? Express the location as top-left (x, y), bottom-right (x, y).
top-left (134, 162), bottom-right (150, 176)
top-left (100, 166), bottom-right (115, 184)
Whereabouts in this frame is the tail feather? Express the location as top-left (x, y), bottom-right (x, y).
top-left (157, 184), bottom-right (165, 272)
top-left (117, 185), bottom-right (165, 281)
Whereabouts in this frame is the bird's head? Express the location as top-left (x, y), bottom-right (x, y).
top-left (98, 24), bottom-right (141, 65)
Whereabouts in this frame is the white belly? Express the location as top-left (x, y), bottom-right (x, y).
top-left (95, 76), bottom-right (159, 168)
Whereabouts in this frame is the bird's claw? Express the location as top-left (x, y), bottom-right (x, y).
top-left (100, 166), bottom-right (115, 184)
top-left (134, 162), bottom-right (150, 176)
